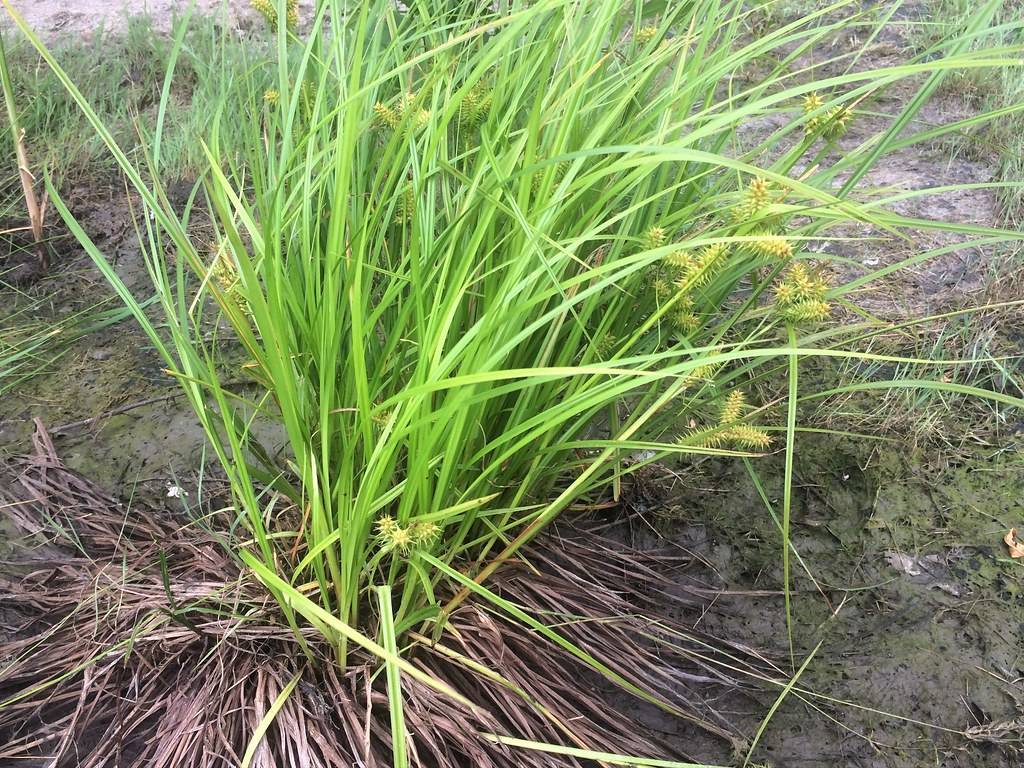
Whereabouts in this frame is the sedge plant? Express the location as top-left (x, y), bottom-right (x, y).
top-left (4, 0), bottom-right (1024, 764)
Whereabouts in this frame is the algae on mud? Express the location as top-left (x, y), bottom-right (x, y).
top-left (645, 432), bottom-right (1023, 766)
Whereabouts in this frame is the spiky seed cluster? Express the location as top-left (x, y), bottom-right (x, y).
top-left (681, 389), bottom-right (771, 450)
top-left (209, 249), bottom-right (254, 322)
top-left (373, 102), bottom-right (398, 129)
top-left (745, 177), bottom-right (772, 212)
top-left (251, 0), bottom-right (298, 31)
top-left (635, 26), bottom-right (658, 45)
top-left (411, 521), bottom-right (440, 546)
top-left (804, 92), bottom-right (853, 140)
top-left (643, 225), bottom-right (667, 251)
top-left (376, 516), bottom-right (440, 553)
top-left (732, 176), bottom-right (777, 222)
top-left (373, 91), bottom-right (431, 132)
top-left (300, 79), bottom-right (317, 110)
top-left (594, 332), bottom-right (618, 358)
top-left (531, 161), bottom-right (568, 193)
top-left (724, 424), bottom-right (773, 449)
top-left (660, 243), bottom-right (728, 335)
top-left (748, 231), bottom-right (793, 260)
top-left (682, 361), bottom-right (717, 388)
top-left (665, 292), bottom-right (698, 333)
top-left (394, 184), bottom-right (415, 225)
top-left (673, 308), bottom-right (701, 334)
top-left (666, 243), bottom-right (729, 289)
top-left (209, 250), bottom-right (236, 293)
top-left (774, 262), bottom-right (830, 324)
top-left (263, 89), bottom-right (279, 106)
top-left (376, 514), bottom-right (399, 538)
top-left (802, 91), bottom-right (824, 115)
top-left (651, 276), bottom-right (673, 301)
top-left (719, 390), bottom-right (745, 425)
top-left (401, 91), bottom-right (431, 129)
top-left (821, 105), bottom-right (853, 140)
top-left (458, 82), bottom-right (493, 130)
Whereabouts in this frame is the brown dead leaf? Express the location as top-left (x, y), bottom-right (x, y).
top-left (1004, 528), bottom-right (1024, 559)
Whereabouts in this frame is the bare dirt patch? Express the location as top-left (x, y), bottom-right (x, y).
top-left (4, 0), bottom-right (315, 37)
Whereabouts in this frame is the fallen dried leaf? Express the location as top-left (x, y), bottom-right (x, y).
top-left (1004, 528), bottom-right (1024, 559)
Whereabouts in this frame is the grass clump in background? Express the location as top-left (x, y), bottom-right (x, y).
top-left (0, 14), bottom-right (258, 185)
top-left (1, 0), bottom-right (1023, 766)
top-left (909, 0), bottom-right (1024, 222)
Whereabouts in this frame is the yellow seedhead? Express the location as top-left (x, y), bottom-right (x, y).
top-left (673, 308), bottom-right (701, 334)
top-left (668, 243), bottom-right (729, 288)
top-left (822, 105), bottom-right (853, 140)
top-left (635, 26), bottom-right (659, 45)
top-left (805, 97), bottom-right (853, 140)
top-left (210, 250), bottom-right (237, 293)
top-left (774, 262), bottom-right (831, 324)
top-left (719, 390), bottom-right (746, 425)
top-left (373, 91), bottom-right (431, 133)
top-left (802, 91), bottom-right (824, 114)
top-left (376, 515), bottom-right (399, 538)
top-left (651, 276), bottom-right (673, 301)
top-left (411, 521), bottom-right (441, 546)
top-left (726, 424), bottom-right (772, 449)
top-left (644, 225), bottom-right (667, 251)
top-left (680, 389), bottom-right (771, 451)
top-left (458, 82), bottom-right (493, 130)
top-left (373, 102), bottom-right (399, 130)
top-left (745, 177), bottom-right (772, 213)
top-left (749, 231), bottom-right (793, 260)
top-left (394, 184), bottom-right (415, 225)
top-left (251, 0), bottom-right (298, 31)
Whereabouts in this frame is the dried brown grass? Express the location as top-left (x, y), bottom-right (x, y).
top-left (0, 422), bottom-right (770, 767)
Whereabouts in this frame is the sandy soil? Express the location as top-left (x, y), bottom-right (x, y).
top-left (4, 0), bottom-right (315, 37)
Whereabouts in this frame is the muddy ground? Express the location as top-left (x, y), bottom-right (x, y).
top-left (1, 3), bottom-right (1022, 767)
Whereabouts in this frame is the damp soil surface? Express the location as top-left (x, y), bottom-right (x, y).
top-left (1, 3), bottom-right (1022, 767)
top-left (621, 436), bottom-right (1023, 767)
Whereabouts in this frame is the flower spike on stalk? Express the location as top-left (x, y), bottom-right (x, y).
top-left (719, 390), bottom-right (745, 425)
top-left (251, 0), bottom-right (299, 31)
top-left (458, 81), bottom-right (493, 130)
top-left (374, 90), bottom-right (431, 133)
top-left (732, 176), bottom-right (775, 221)
top-left (635, 26), bottom-right (658, 46)
top-left (665, 243), bottom-right (729, 288)
top-left (774, 262), bottom-right (831, 325)
top-left (680, 389), bottom-right (771, 450)
top-left (802, 91), bottom-right (824, 114)
top-left (643, 225), bottom-right (667, 251)
top-left (748, 230), bottom-right (793, 260)
top-left (803, 90), bottom-right (854, 140)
